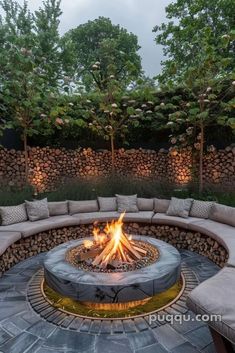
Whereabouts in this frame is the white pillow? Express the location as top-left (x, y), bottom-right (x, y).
top-left (167, 197), bottom-right (193, 218)
top-left (25, 198), bottom-right (49, 222)
top-left (98, 197), bottom-right (117, 212)
top-left (116, 194), bottom-right (138, 213)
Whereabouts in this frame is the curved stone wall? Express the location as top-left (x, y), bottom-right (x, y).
top-left (0, 223), bottom-right (228, 276)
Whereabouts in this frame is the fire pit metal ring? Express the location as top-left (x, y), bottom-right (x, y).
top-left (44, 236), bottom-right (181, 304)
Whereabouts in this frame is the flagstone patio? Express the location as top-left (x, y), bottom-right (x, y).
top-left (0, 250), bottom-right (220, 353)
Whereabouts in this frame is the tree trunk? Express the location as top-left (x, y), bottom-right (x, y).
top-left (199, 120), bottom-right (204, 194)
top-left (110, 134), bottom-right (115, 173)
top-left (23, 128), bottom-right (29, 183)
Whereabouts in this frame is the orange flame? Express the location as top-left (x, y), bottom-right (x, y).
top-left (83, 213), bottom-right (142, 268)
top-left (83, 240), bottom-right (94, 249)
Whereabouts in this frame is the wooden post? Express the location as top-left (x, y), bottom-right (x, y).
top-left (23, 127), bottom-right (29, 184)
top-left (110, 133), bottom-right (115, 174)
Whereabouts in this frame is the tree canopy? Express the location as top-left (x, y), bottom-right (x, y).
top-left (63, 17), bottom-right (142, 91)
top-left (153, 0), bottom-right (235, 83)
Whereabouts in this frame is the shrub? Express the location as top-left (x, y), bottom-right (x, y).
top-left (0, 177), bottom-right (234, 206)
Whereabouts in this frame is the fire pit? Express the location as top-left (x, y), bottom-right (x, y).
top-left (43, 214), bottom-right (181, 311)
top-left (66, 213), bottom-right (159, 273)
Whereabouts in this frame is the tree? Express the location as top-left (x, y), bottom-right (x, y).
top-left (87, 78), bottom-right (140, 172)
top-left (0, 0), bottom-right (65, 181)
top-left (153, 0), bottom-right (235, 83)
top-left (153, 0), bottom-right (235, 191)
top-left (34, 0), bottom-right (63, 87)
top-left (166, 31), bottom-right (235, 192)
top-left (63, 17), bottom-right (142, 91)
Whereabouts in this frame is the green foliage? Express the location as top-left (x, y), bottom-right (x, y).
top-left (63, 17), bottom-right (142, 91)
top-left (154, 0), bottom-right (235, 83)
top-left (0, 184), bottom-right (34, 206)
top-left (0, 178), bottom-right (234, 206)
top-left (154, 0), bottom-right (235, 191)
top-left (0, 0), bottom-right (66, 141)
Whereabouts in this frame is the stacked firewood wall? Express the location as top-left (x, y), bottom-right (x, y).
top-left (0, 146), bottom-right (234, 192)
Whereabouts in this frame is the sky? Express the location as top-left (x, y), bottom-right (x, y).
top-left (3, 0), bottom-right (173, 77)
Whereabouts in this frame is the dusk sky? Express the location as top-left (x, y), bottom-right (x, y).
top-left (3, 0), bottom-right (173, 77)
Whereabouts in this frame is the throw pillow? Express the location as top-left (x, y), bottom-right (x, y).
top-left (167, 197), bottom-right (193, 218)
top-left (209, 203), bottom-right (235, 227)
top-left (69, 200), bottom-right (99, 215)
top-left (25, 198), bottom-right (49, 222)
top-left (154, 198), bottom-right (170, 213)
top-left (48, 201), bottom-right (68, 216)
top-left (0, 203), bottom-right (28, 226)
top-left (116, 194), bottom-right (138, 213)
top-left (98, 197), bottom-right (117, 212)
top-left (137, 198), bottom-right (154, 211)
top-left (189, 200), bottom-right (214, 219)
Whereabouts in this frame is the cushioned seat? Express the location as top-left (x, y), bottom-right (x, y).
top-left (123, 211), bottom-right (154, 223)
top-left (72, 211), bottom-right (154, 224)
top-left (72, 212), bottom-right (119, 224)
top-left (0, 216), bottom-right (80, 238)
top-left (0, 232), bottom-right (21, 255)
top-left (188, 219), bottom-right (235, 266)
top-left (187, 267), bottom-right (235, 344)
top-left (152, 213), bottom-right (200, 228)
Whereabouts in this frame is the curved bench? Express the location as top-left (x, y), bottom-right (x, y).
top-left (0, 209), bottom-right (234, 264)
top-left (0, 199), bottom-right (235, 351)
top-left (187, 267), bottom-right (235, 348)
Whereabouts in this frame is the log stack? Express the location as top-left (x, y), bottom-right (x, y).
top-left (0, 145), bottom-right (234, 192)
top-left (0, 223), bottom-right (228, 277)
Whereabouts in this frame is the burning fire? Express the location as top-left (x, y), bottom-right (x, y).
top-left (82, 213), bottom-right (146, 268)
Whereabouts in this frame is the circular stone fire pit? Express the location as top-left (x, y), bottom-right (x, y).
top-left (44, 236), bottom-right (181, 304)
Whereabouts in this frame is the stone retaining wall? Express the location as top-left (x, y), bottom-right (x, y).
top-left (0, 224), bottom-right (228, 276)
top-left (0, 145), bottom-right (234, 191)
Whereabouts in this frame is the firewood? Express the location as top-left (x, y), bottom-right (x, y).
top-left (92, 239), bottom-right (116, 266)
top-left (78, 249), bottom-right (101, 261)
top-left (133, 245), bottom-right (147, 255)
top-left (119, 235), bottom-right (142, 259)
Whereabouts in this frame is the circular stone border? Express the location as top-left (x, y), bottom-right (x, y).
top-left (27, 263), bottom-right (199, 332)
top-left (43, 237), bottom-right (181, 303)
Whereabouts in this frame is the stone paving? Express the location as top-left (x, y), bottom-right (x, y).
top-left (28, 263), bottom-right (197, 333)
top-left (0, 250), bottom-right (220, 353)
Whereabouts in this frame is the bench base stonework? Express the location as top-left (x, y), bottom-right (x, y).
top-left (0, 223), bottom-right (228, 276)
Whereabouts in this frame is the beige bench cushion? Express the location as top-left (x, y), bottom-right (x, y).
top-left (152, 213), bottom-right (199, 228)
top-left (209, 203), bottom-right (235, 227)
top-left (137, 198), bottom-right (154, 211)
top-left (188, 218), bottom-right (235, 266)
top-left (69, 200), bottom-right (99, 215)
top-left (123, 211), bottom-right (154, 223)
top-left (97, 197), bottom-right (117, 212)
top-left (187, 267), bottom-right (235, 344)
top-left (72, 212), bottom-right (119, 224)
top-left (0, 232), bottom-right (21, 256)
top-left (0, 216), bottom-right (80, 238)
top-left (48, 201), bottom-right (68, 216)
top-left (72, 211), bottom-right (154, 225)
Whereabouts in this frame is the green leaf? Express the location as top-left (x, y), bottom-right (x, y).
top-left (227, 118), bottom-right (235, 129)
top-left (189, 108), bottom-right (200, 116)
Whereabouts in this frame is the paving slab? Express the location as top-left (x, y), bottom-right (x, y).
top-left (153, 324), bottom-right (186, 351)
top-left (44, 328), bottom-right (96, 351)
top-left (184, 326), bottom-right (213, 350)
top-left (0, 249), bottom-right (219, 353)
top-left (0, 331), bottom-right (38, 353)
top-left (95, 334), bottom-right (133, 353)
